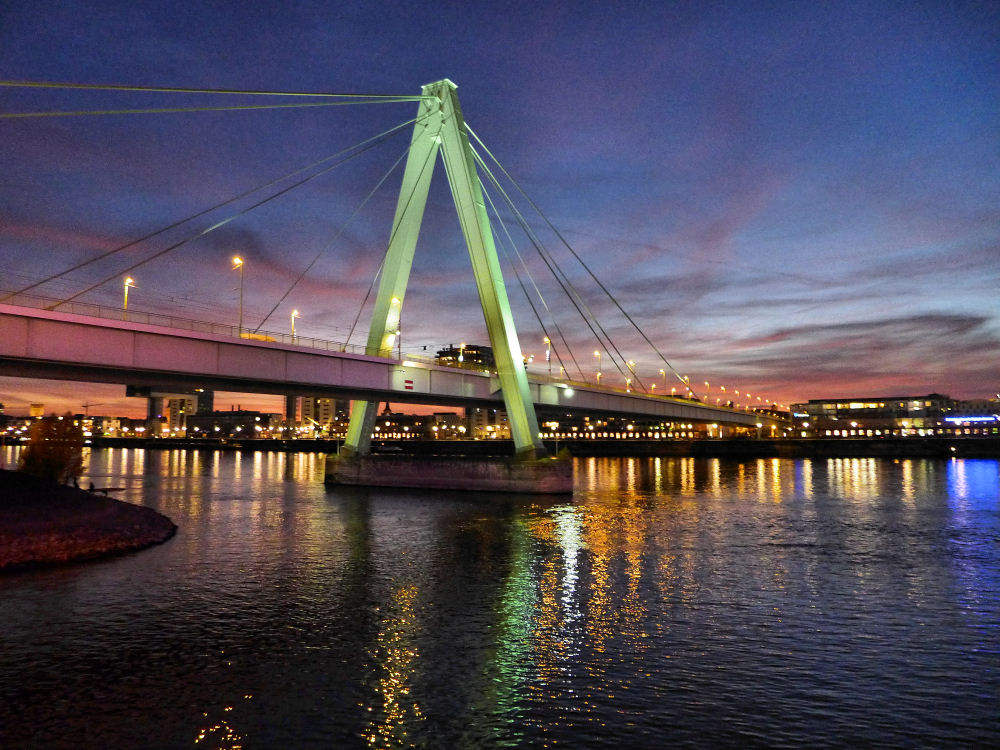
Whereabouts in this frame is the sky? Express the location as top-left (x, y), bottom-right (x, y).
top-left (1, 0), bottom-right (998, 417)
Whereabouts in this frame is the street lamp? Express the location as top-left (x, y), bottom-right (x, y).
top-left (544, 337), bottom-right (551, 378)
top-left (594, 350), bottom-right (601, 385)
top-left (291, 309), bottom-right (300, 340)
top-left (123, 276), bottom-right (135, 319)
top-left (232, 256), bottom-right (244, 335)
top-left (660, 368), bottom-right (666, 389)
top-left (390, 296), bottom-right (401, 359)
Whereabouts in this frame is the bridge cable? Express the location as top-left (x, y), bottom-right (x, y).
top-left (342, 113), bottom-right (451, 351)
top-left (475, 161), bottom-right (583, 383)
top-left (3, 115), bottom-right (423, 304)
top-left (475, 145), bottom-right (635, 388)
top-left (477, 177), bottom-right (575, 381)
top-left (44, 117), bottom-right (417, 310)
top-left (0, 101), bottom-right (429, 119)
top-left (251, 141), bottom-right (414, 333)
top-left (470, 139), bottom-right (641, 390)
top-left (470, 127), bottom-right (653, 391)
top-left (0, 79), bottom-right (432, 100)
top-left (468, 125), bottom-right (689, 390)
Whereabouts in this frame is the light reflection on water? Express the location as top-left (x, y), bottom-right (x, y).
top-left (0, 449), bottom-right (998, 748)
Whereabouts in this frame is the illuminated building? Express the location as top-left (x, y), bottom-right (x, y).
top-left (791, 394), bottom-right (999, 436)
top-left (435, 343), bottom-right (495, 369)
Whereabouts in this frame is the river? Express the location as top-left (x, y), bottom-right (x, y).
top-left (1, 448), bottom-right (997, 748)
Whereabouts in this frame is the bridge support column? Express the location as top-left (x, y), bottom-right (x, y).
top-left (342, 79), bottom-right (545, 459)
top-left (145, 396), bottom-right (162, 436)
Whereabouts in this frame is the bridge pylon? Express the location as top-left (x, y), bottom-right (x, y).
top-left (341, 79), bottom-right (546, 459)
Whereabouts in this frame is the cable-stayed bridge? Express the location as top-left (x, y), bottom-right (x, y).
top-left (0, 300), bottom-right (772, 429)
top-left (1, 79), bottom-right (785, 462)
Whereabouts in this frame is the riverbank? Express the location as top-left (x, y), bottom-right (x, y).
top-left (0, 469), bottom-right (176, 571)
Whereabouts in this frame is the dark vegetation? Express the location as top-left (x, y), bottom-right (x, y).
top-left (17, 413), bottom-right (84, 485)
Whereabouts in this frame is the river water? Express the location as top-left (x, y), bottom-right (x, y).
top-left (0, 448), bottom-right (997, 749)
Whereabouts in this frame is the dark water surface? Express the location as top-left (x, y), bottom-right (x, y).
top-left (1, 449), bottom-right (997, 748)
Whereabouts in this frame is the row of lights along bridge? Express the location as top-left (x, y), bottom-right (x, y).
top-left (116, 260), bottom-right (783, 411)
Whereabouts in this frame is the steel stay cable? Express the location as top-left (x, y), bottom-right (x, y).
top-left (0, 79), bottom-right (431, 100)
top-left (476, 158), bottom-right (582, 384)
top-left (470, 128), bottom-right (649, 391)
top-left (481, 156), bottom-right (632, 387)
top-left (470, 140), bottom-right (638, 388)
top-left (252, 143), bottom-right (412, 333)
top-left (46, 119), bottom-right (411, 310)
top-left (343, 111), bottom-right (450, 351)
top-left (478, 176), bottom-right (573, 381)
top-left (5, 114), bottom-right (423, 304)
top-left (0, 101), bottom-right (424, 119)
top-left (468, 125), bottom-right (685, 389)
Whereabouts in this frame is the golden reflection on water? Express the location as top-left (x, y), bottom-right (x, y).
top-left (364, 585), bottom-right (423, 748)
top-left (828, 457), bottom-right (881, 501)
top-left (679, 456), bottom-right (695, 496)
top-left (801, 459), bottom-right (814, 500)
top-left (504, 454), bottom-right (991, 707)
top-left (193, 694), bottom-right (253, 749)
top-left (531, 515), bottom-right (566, 686)
top-left (902, 459), bottom-right (915, 503)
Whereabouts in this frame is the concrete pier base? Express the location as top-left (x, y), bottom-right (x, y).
top-left (325, 454), bottom-right (573, 494)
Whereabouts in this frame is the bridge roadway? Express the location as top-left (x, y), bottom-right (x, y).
top-left (0, 303), bottom-right (775, 427)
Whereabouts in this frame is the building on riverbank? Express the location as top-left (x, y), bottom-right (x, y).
top-left (791, 394), bottom-right (1000, 437)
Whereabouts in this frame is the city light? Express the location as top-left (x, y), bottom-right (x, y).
top-left (232, 256), bottom-right (244, 335)
top-left (123, 276), bottom-right (135, 319)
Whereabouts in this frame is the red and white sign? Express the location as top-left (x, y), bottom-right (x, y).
top-left (404, 379), bottom-right (414, 390)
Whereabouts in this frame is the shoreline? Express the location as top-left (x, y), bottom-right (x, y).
top-left (75, 435), bottom-right (1000, 459)
top-left (0, 469), bottom-right (176, 571)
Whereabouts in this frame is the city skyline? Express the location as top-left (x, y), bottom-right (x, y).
top-left (2, 1), bottom-right (998, 416)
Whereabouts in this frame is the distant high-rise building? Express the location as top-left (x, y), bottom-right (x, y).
top-left (301, 396), bottom-right (348, 428)
top-left (165, 397), bottom-right (197, 431)
top-left (435, 344), bottom-right (495, 369)
top-left (194, 389), bottom-right (214, 415)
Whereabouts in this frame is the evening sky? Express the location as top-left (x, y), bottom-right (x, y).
top-left (1, 0), bottom-right (997, 416)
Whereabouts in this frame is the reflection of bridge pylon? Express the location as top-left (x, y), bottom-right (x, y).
top-left (342, 79), bottom-right (545, 459)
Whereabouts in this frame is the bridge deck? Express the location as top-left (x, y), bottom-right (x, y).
top-left (0, 303), bottom-right (775, 426)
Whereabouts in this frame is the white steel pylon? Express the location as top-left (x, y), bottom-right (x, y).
top-left (341, 79), bottom-right (546, 459)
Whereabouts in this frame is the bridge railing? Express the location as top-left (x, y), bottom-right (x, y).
top-left (1, 290), bottom-right (786, 420)
top-left (0, 289), bottom-right (371, 355)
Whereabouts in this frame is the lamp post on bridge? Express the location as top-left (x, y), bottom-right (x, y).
top-left (232, 256), bottom-right (244, 336)
top-left (122, 276), bottom-right (135, 320)
top-left (594, 350), bottom-right (602, 386)
top-left (291, 309), bottom-right (300, 341)
top-left (544, 337), bottom-right (551, 378)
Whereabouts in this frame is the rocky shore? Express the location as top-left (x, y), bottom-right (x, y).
top-left (0, 469), bottom-right (176, 570)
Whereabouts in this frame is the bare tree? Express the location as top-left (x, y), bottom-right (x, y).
top-left (18, 413), bottom-right (85, 484)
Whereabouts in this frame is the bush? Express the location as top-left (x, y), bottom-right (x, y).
top-left (18, 413), bottom-right (85, 484)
